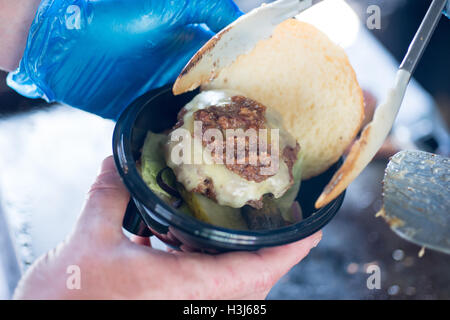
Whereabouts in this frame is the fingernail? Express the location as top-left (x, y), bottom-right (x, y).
top-left (312, 234), bottom-right (322, 248)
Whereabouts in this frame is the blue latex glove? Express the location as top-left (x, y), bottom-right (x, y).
top-left (445, 1), bottom-right (450, 18)
top-left (7, 0), bottom-right (242, 120)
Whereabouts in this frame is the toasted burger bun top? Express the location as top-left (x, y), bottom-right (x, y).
top-left (174, 19), bottom-right (364, 180)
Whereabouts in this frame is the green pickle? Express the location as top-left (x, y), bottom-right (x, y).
top-left (178, 187), bottom-right (248, 230)
top-left (139, 132), bottom-right (172, 202)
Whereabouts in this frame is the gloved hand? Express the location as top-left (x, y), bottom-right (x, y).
top-left (7, 0), bottom-right (242, 119)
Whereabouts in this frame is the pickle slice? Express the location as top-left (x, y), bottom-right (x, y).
top-left (179, 187), bottom-right (248, 230)
top-left (140, 132), bottom-right (172, 202)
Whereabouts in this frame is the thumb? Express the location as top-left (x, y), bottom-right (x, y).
top-left (77, 156), bottom-right (130, 237)
top-left (196, 1), bottom-right (243, 33)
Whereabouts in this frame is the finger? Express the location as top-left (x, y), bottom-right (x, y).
top-left (174, 231), bottom-right (322, 299)
top-left (131, 235), bottom-right (152, 247)
top-left (195, 1), bottom-right (243, 33)
top-left (248, 231), bottom-right (322, 283)
top-left (237, 290), bottom-right (270, 300)
top-left (76, 156), bottom-right (130, 237)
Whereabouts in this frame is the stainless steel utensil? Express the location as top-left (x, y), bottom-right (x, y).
top-left (381, 150), bottom-right (450, 255)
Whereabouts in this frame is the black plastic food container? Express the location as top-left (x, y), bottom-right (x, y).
top-left (113, 85), bottom-right (345, 252)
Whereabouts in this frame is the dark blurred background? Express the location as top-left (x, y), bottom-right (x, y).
top-left (0, 0), bottom-right (449, 300)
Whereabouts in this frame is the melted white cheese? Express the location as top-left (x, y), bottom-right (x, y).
top-left (165, 90), bottom-right (296, 208)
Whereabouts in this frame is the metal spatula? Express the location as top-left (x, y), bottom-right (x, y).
top-left (380, 150), bottom-right (450, 255)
